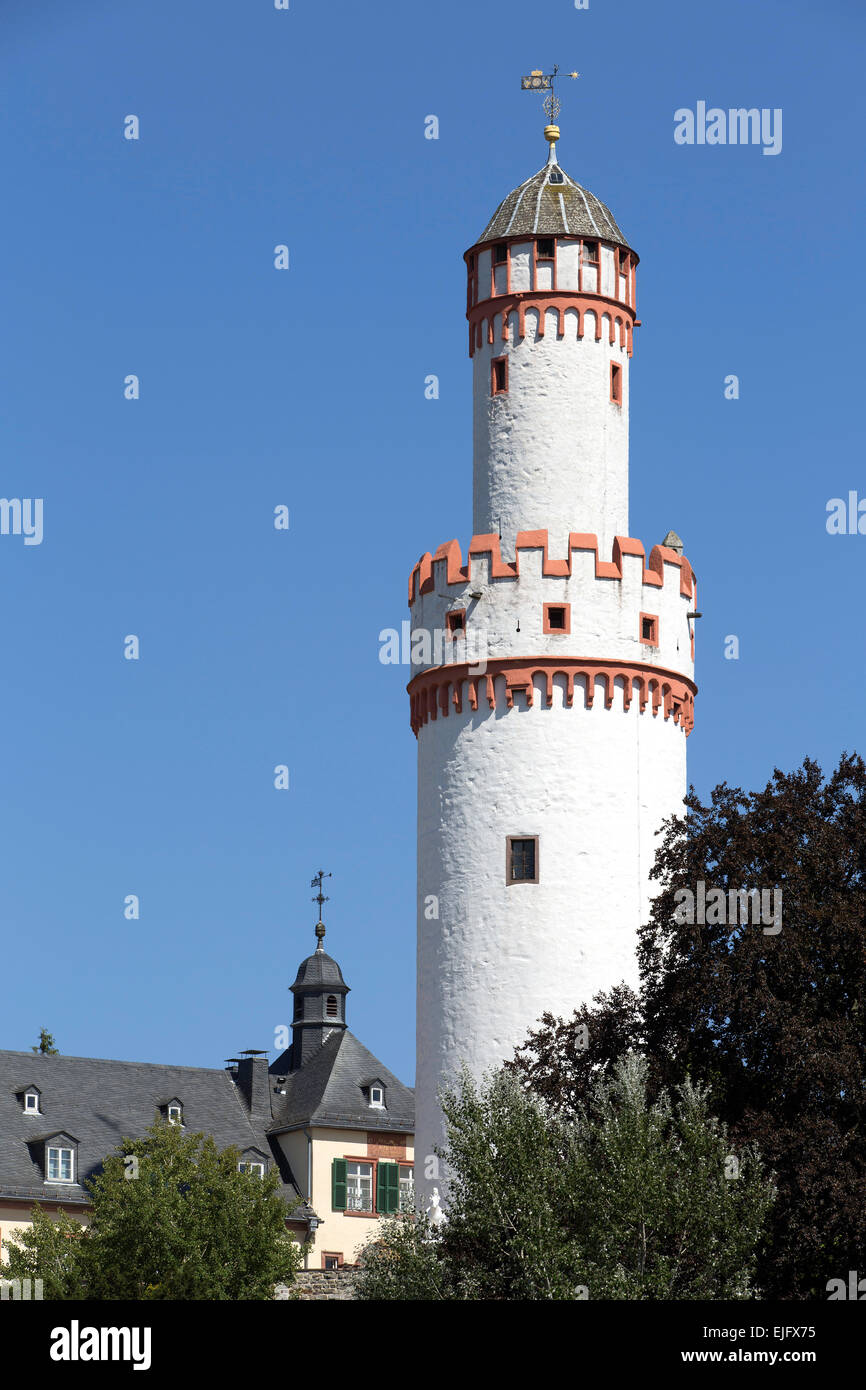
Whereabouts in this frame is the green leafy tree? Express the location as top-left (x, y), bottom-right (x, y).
top-left (511, 754), bottom-right (866, 1299)
top-left (3, 1119), bottom-right (304, 1300)
top-left (32, 1028), bottom-right (59, 1055)
top-left (2, 1206), bottom-right (87, 1299)
top-left (357, 1056), bottom-right (772, 1300)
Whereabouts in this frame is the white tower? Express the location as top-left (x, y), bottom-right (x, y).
top-left (408, 115), bottom-right (697, 1197)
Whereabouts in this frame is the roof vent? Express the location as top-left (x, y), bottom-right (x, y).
top-left (549, 167), bottom-right (564, 184)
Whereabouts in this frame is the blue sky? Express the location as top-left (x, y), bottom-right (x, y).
top-left (1, 0), bottom-right (863, 1085)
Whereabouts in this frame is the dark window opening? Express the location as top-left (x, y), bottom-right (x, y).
top-left (537, 237), bottom-right (555, 260)
top-left (491, 357), bottom-right (508, 395)
top-left (508, 837), bottom-right (538, 884)
top-left (610, 362), bottom-right (622, 405)
top-left (641, 615), bottom-right (658, 645)
top-left (446, 610), bottom-right (466, 635)
top-left (547, 606), bottom-right (566, 631)
top-left (582, 240), bottom-right (599, 264)
top-left (324, 1256), bottom-right (339, 1272)
top-left (493, 244), bottom-right (508, 264)
top-left (326, 995), bottom-right (338, 1018)
top-left (549, 168), bottom-right (564, 184)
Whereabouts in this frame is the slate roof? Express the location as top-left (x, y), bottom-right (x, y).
top-left (270, 1032), bottom-right (415, 1134)
top-left (291, 949), bottom-right (347, 990)
top-left (475, 156), bottom-right (628, 248)
top-left (0, 1050), bottom-right (309, 1217)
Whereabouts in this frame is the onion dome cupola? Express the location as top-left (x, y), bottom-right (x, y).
top-left (289, 918), bottom-right (350, 1071)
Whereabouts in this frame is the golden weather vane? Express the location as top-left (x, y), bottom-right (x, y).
top-left (520, 66), bottom-right (579, 139)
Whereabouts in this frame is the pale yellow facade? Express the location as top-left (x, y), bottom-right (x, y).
top-left (277, 1125), bottom-right (414, 1268)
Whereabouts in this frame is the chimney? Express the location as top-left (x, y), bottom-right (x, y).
top-left (234, 1051), bottom-right (271, 1121)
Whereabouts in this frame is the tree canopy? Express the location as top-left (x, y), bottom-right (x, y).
top-left (510, 754), bottom-right (866, 1299)
top-left (3, 1118), bottom-right (303, 1300)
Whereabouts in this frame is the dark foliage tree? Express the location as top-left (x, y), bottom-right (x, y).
top-left (510, 754), bottom-right (866, 1300)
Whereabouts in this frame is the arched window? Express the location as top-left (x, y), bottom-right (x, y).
top-left (326, 995), bottom-right (338, 1018)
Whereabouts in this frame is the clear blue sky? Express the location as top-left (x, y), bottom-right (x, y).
top-left (1, 0), bottom-right (863, 1085)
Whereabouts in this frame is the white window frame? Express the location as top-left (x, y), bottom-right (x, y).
top-left (167, 1104), bottom-right (183, 1125)
top-left (399, 1165), bottom-right (415, 1212)
top-left (346, 1161), bottom-right (373, 1213)
top-left (24, 1091), bottom-right (40, 1113)
top-left (369, 1085), bottom-right (385, 1109)
top-left (47, 1146), bottom-right (74, 1183)
top-left (238, 1161), bottom-right (265, 1177)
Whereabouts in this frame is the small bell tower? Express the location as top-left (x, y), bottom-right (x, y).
top-left (288, 872), bottom-right (350, 1070)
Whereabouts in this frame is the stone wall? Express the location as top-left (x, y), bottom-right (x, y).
top-left (276, 1268), bottom-right (358, 1301)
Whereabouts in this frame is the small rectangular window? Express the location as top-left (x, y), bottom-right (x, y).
top-left (491, 357), bottom-right (508, 396)
top-left (399, 1165), bottom-right (415, 1213)
top-left (25, 1093), bottom-right (39, 1112)
top-left (446, 609), bottom-right (465, 636)
top-left (581, 240), bottom-right (599, 264)
top-left (493, 244), bottom-right (508, 264)
top-left (167, 1105), bottom-right (182, 1125)
top-left (537, 237), bottom-right (555, 260)
top-left (507, 836), bottom-right (539, 884)
top-left (544, 603), bottom-right (570, 634)
top-left (239, 1161), bottom-right (265, 1177)
top-left (619, 249), bottom-right (630, 277)
top-left (323, 1254), bottom-right (340, 1271)
top-left (47, 1147), bottom-right (73, 1182)
top-left (610, 362), bottom-right (622, 405)
top-left (640, 613), bottom-right (659, 646)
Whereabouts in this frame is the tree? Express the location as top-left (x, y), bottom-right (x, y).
top-left (32, 1028), bottom-right (58, 1055)
top-left (3, 1119), bottom-right (304, 1300)
top-left (356, 1056), bottom-right (772, 1300)
top-left (510, 754), bottom-right (866, 1300)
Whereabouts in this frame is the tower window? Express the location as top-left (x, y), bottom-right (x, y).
top-left (446, 609), bottom-right (466, 636)
top-left (640, 613), bottom-right (659, 646)
top-left (610, 362), bottom-right (622, 405)
top-left (537, 237), bottom-right (555, 261)
top-left (581, 240), bottom-right (599, 264)
top-left (491, 357), bottom-right (508, 396)
top-left (507, 836), bottom-right (539, 884)
top-left (619, 249), bottom-right (630, 277)
top-left (543, 603), bottom-right (570, 635)
top-left (326, 995), bottom-right (338, 1018)
top-left (493, 244), bottom-right (508, 264)
top-left (549, 167), bottom-right (564, 184)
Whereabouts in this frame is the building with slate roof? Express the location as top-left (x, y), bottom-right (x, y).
top-left (0, 920), bottom-right (413, 1271)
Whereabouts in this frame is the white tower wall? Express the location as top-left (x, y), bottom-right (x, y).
top-left (409, 137), bottom-right (697, 1202)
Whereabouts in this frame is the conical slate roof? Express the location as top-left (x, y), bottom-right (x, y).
top-left (475, 156), bottom-right (627, 247)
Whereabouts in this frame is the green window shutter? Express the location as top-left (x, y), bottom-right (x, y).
top-left (332, 1158), bottom-right (347, 1211)
top-left (376, 1161), bottom-right (399, 1215)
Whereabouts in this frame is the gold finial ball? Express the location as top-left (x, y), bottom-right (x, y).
top-left (544, 124), bottom-right (560, 144)
top-left (315, 921), bottom-right (326, 941)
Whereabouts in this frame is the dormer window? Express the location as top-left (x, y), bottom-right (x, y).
top-left (549, 167), bottom-right (564, 184)
top-left (160, 1099), bottom-right (184, 1126)
top-left (47, 1146), bottom-right (73, 1182)
top-left (41, 1133), bottom-right (78, 1184)
top-left (238, 1161), bottom-right (265, 1177)
top-left (23, 1087), bottom-right (41, 1114)
top-left (368, 1083), bottom-right (386, 1109)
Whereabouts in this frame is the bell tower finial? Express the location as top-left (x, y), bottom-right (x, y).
top-left (310, 868), bottom-right (332, 951)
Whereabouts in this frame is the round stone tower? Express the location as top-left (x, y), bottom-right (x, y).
top-left (408, 123), bottom-right (698, 1199)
